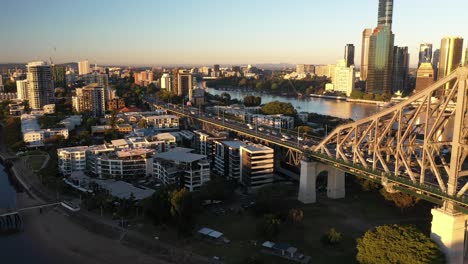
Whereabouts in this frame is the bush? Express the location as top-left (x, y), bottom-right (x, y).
top-left (322, 228), bottom-right (342, 245)
top-left (380, 189), bottom-right (420, 209)
top-left (356, 225), bottom-right (445, 264)
top-left (257, 214), bottom-right (281, 240)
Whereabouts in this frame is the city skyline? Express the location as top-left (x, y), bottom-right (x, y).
top-left (0, 0), bottom-right (467, 67)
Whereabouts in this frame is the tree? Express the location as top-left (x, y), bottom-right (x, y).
top-left (363, 93), bottom-right (375, 101)
top-left (350, 90), bottom-right (365, 99)
top-left (323, 228), bottom-right (342, 245)
top-left (260, 101), bottom-right (296, 116)
top-left (238, 78), bottom-right (248, 87)
top-left (257, 214), bottom-right (281, 240)
top-left (380, 189), bottom-right (420, 209)
top-left (356, 225), bottom-right (445, 264)
top-left (253, 184), bottom-right (290, 216)
top-left (137, 118), bottom-right (147, 128)
top-left (170, 188), bottom-right (194, 235)
top-left (288, 208), bottom-right (304, 223)
top-left (144, 187), bottom-right (172, 225)
top-left (199, 176), bottom-right (234, 202)
top-left (220, 92), bottom-right (231, 105)
top-left (271, 83), bottom-right (279, 91)
top-left (244, 95), bottom-right (262, 107)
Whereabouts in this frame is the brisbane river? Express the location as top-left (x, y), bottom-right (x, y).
top-left (0, 163), bottom-right (50, 264)
top-left (205, 87), bottom-right (380, 120)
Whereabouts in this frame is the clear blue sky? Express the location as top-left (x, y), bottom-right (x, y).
top-left (0, 0), bottom-right (466, 67)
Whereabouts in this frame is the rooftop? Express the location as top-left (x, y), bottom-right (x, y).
top-left (241, 144), bottom-right (273, 152)
top-left (155, 148), bottom-right (206, 163)
top-left (116, 148), bottom-right (154, 158)
top-left (220, 140), bottom-right (246, 149)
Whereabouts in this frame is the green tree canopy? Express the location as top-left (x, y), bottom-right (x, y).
top-left (380, 189), bottom-right (420, 209)
top-left (356, 225), bottom-right (445, 264)
top-left (243, 95), bottom-right (262, 107)
top-left (260, 101), bottom-right (296, 116)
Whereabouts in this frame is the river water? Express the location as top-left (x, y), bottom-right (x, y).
top-left (205, 87), bottom-right (380, 120)
top-left (0, 163), bottom-right (50, 263)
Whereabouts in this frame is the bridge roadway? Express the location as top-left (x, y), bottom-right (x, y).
top-left (148, 100), bottom-right (468, 210)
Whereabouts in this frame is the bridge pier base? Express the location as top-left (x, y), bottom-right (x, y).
top-left (327, 168), bottom-right (345, 199)
top-left (298, 160), bottom-right (346, 204)
top-left (430, 208), bottom-right (467, 264)
top-left (298, 160), bottom-right (317, 204)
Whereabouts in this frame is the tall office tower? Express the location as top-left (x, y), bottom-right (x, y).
top-left (377, 0), bottom-right (393, 29)
top-left (432, 49), bottom-right (440, 80)
top-left (16, 80), bottom-right (29, 100)
top-left (78, 60), bottom-right (91, 75)
top-left (177, 70), bottom-right (193, 97)
top-left (344, 44), bottom-right (355, 67)
top-left (52, 64), bottom-right (67, 88)
top-left (366, 0), bottom-right (395, 94)
top-left (392, 46), bottom-right (410, 93)
top-left (360, 28), bottom-right (373, 81)
top-left (213, 64), bottom-right (220, 72)
top-left (464, 48), bottom-right (468, 66)
top-left (438, 36), bottom-right (464, 91)
top-left (418, 43), bottom-right (433, 67)
top-left (160, 73), bottom-right (172, 91)
top-left (415, 62), bottom-right (435, 92)
top-left (27, 61), bottom-right (54, 110)
top-left (0, 75), bottom-right (3, 92)
top-left (72, 84), bottom-right (105, 117)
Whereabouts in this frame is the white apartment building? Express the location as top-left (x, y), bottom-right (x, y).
top-left (248, 114), bottom-right (295, 130)
top-left (87, 148), bottom-right (154, 180)
top-left (240, 144), bottom-right (274, 189)
top-left (78, 60), bottom-right (91, 75)
top-left (146, 115), bottom-right (179, 131)
top-left (332, 60), bottom-right (355, 96)
top-left (153, 148), bottom-right (210, 192)
top-left (16, 79), bottom-right (28, 100)
top-left (57, 146), bottom-right (89, 175)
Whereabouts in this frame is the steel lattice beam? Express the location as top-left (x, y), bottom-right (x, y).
top-left (314, 67), bottom-right (468, 209)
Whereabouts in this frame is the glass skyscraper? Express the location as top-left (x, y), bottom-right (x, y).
top-left (366, 0), bottom-right (395, 95)
top-left (344, 44), bottom-right (355, 67)
top-left (438, 36), bottom-right (464, 91)
top-left (418, 43), bottom-right (433, 67)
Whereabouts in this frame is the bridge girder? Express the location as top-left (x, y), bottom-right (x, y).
top-left (315, 67), bottom-right (468, 209)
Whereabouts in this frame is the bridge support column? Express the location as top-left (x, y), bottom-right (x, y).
top-left (430, 208), bottom-right (467, 264)
top-left (298, 160), bottom-right (317, 204)
top-left (327, 168), bottom-right (345, 199)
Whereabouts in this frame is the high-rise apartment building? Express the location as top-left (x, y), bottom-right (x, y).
top-left (438, 36), bottom-right (464, 91)
top-left (392, 46), bottom-right (409, 93)
top-left (160, 73), bottom-right (172, 91)
top-left (72, 84), bottom-right (105, 117)
top-left (176, 70), bottom-right (193, 97)
top-left (78, 60), bottom-right (91, 75)
top-left (360, 28), bottom-right (373, 81)
top-left (366, 0), bottom-right (395, 95)
top-left (16, 80), bottom-right (29, 100)
top-left (0, 75), bottom-right (4, 92)
top-left (27, 61), bottom-right (54, 110)
top-left (415, 63), bottom-right (435, 92)
top-left (418, 43), bottom-right (433, 67)
top-left (344, 44), bottom-right (355, 67)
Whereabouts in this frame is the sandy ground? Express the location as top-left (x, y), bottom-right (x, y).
top-left (18, 193), bottom-right (170, 264)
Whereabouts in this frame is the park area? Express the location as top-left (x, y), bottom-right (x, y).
top-left (134, 177), bottom-right (433, 264)
top-left (21, 150), bottom-right (49, 172)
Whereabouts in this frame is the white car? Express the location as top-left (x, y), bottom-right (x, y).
top-left (297, 137), bottom-right (304, 141)
top-left (281, 138), bottom-right (288, 142)
top-left (366, 158), bottom-right (374, 163)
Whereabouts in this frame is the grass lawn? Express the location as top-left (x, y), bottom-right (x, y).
top-left (185, 180), bottom-right (433, 264)
top-left (24, 154), bottom-right (48, 171)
